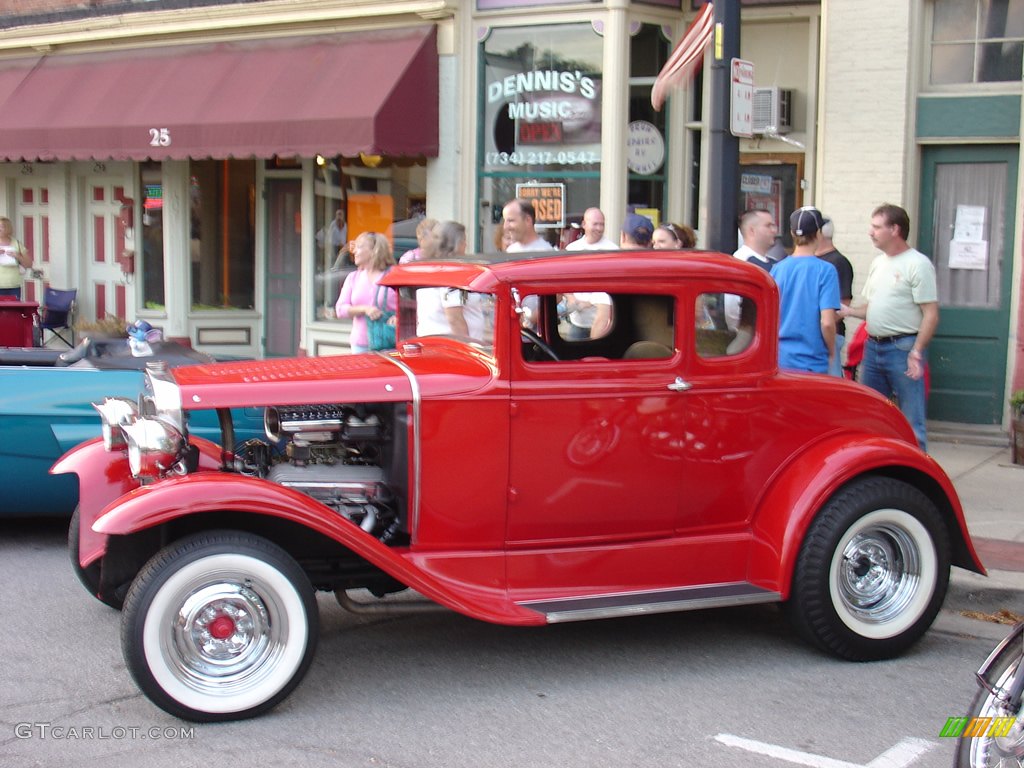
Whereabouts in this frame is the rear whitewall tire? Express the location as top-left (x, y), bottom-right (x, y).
top-left (121, 531), bottom-right (318, 722)
top-left (785, 477), bottom-right (951, 661)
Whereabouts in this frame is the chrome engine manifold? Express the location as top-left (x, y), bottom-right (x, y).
top-left (234, 403), bottom-right (398, 537)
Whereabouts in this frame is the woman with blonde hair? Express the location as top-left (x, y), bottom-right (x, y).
top-left (335, 232), bottom-right (397, 353)
top-left (0, 217), bottom-right (33, 299)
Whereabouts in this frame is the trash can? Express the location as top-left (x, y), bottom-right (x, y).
top-left (0, 300), bottom-right (38, 347)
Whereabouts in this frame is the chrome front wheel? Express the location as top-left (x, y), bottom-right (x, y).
top-left (829, 509), bottom-right (936, 639)
top-left (121, 531), bottom-right (318, 722)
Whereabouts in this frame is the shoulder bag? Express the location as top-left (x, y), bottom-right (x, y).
top-left (366, 277), bottom-right (396, 351)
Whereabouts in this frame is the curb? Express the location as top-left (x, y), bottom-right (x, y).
top-left (948, 567), bottom-right (1024, 612)
top-left (939, 568), bottom-right (1024, 643)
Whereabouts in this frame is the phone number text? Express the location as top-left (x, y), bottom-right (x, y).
top-left (485, 150), bottom-right (599, 167)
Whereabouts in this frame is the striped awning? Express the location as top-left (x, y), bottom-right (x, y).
top-left (651, 2), bottom-right (714, 112)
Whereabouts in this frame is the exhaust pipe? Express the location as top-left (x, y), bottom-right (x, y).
top-left (334, 589), bottom-right (444, 615)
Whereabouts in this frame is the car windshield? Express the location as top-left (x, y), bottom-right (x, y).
top-left (397, 286), bottom-right (497, 356)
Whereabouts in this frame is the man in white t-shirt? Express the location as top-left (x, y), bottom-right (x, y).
top-left (316, 208), bottom-right (347, 250)
top-left (563, 207), bottom-right (616, 336)
top-left (838, 203), bottom-right (938, 452)
top-left (566, 208), bottom-right (618, 251)
top-left (563, 292), bottom-right (613, 339)
top-left (725, 209), bottom-right (780, 329)
top-left (733, 209), bottom-right (778, 271)
top-left (503, 199), bottom-right (554, 253)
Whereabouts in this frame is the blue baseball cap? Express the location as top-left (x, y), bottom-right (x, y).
top-left (622, 213), bottom-right (654, 245)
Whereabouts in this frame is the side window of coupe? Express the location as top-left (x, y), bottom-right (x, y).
top-left (518, 292), bottom-right (676, 362)
top-left (696, 292), bottom-right (757, 359)
top-left (557, 292), bottom-right (615, 342)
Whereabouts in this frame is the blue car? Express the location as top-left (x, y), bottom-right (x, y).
top-left (0, 337), bottom-right (265, 517)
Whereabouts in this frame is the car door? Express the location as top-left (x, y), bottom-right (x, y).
top-left (504, 283), bottom-right (777, 600)
top-left (505, 289), bottom-right (689, 589)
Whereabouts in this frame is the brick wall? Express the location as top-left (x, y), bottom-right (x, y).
top-left (817, 0), bottom-right (916, 293)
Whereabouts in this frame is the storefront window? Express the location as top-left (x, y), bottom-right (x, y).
top-left (312, 155), bottom-right (427, 319)
top-left (479, 23), bottom-right (603, 249)
top-left (140, 162), bottom-right (164, 310)
top-left (627, 24), bottom-right (671, 225)
top-left (687, 65), bottom-right (704, 234)
top-left (313, 156), bottom-right (349, 319)
top-left (190, 159), bottom-right (255, 310)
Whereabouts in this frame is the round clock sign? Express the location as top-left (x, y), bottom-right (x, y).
top-left (626, 121), bottom-right (665, 175)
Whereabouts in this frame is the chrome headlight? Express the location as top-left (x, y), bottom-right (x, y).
top-left (142, 361), bottom-right (185, 435)
top-left (92, 397), bottom-right (140, 451)
top-left (122, 417), bottom-right (185, 479)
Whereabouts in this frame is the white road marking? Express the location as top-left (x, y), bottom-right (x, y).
top-left (714, 733), bottom-right (935, 768)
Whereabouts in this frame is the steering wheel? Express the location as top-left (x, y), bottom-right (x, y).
top-left (520, 327), bottom-right (559, 361)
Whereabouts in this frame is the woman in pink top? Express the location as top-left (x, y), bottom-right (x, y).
top-left (335, 232), bottom-right (397, 353)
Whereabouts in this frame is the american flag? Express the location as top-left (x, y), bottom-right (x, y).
top-left (650, 1), bottom-right (714, 111)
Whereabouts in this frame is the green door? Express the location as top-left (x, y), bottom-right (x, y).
top-left (919, 144), bottom-right (1018, 424)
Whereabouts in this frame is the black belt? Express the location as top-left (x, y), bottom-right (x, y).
top-left (868, 333), bottom-right (916, 344)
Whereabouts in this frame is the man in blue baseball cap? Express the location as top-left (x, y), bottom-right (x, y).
top-left (620, 212), bottom-right (654, 248)
top-left (770, 206), bottom-right (840, 374)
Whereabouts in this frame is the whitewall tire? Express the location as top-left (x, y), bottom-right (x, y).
top-left (121, 531), bottom-right (318, 722)
top-left (785, 477), bottom-right (951, 661)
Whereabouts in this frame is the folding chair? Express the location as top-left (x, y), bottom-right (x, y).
top-left (39, 287), bottom-right (77, 346)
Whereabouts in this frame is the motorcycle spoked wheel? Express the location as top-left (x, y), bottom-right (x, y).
top-left (957, 638), bottom-right (1024, 767)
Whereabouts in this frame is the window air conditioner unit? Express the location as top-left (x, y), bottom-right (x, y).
top-left (752, 87), bottom-right (792, 135)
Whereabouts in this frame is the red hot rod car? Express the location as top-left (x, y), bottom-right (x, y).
top-left (57, 250), bottom-right (984, 722)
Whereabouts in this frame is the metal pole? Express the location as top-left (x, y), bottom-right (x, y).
top-left (705, 0), bottom-right (740, 254)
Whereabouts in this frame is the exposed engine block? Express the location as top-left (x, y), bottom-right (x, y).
top-left (267, 463), bottom-right (387, 532)
top-left (234, 403), bottom-right (400, 540)
top-left (265, 404), bottom-right (385, 465)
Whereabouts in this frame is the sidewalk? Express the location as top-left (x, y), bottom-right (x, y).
top-left (928, 432), bottom-right (1024, 620)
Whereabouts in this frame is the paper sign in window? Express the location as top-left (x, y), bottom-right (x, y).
top-left (948, 240), bottom-right (988, 270)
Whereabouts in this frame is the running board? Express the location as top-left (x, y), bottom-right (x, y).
top-left (519, 582), bottom-right (780, 624)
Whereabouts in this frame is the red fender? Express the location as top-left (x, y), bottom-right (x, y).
top-left (51, 436), bottom-right (225, 568)
top-left (747, 434), bottom-right (985, 597)
top-left (93, 472), bottom-right (543, 626)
